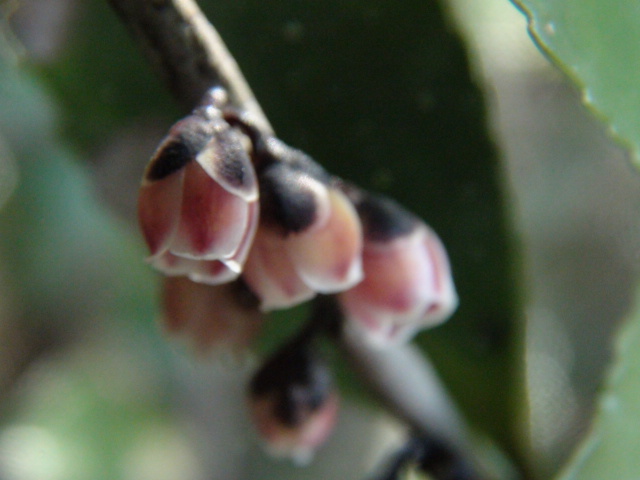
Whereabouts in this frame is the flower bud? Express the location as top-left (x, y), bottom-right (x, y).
top-left (138, 102), bottom-right (258, 278)
top-left (161, 276), bottom-right (263, 353)
top-left (242, 227), bottom-right (316, 311)
top-left (287, 187), bottom-right (363, 292)
top-left (248, 341), bottom-right (339, 464)
top-left (339, 193), bottom-right (458, 346)
top-left (242, 156), bottom-right (363, 310)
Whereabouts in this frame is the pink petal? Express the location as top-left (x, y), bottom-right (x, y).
top-left (148, 250), bottom-right (194, 277)
top-left (287, 188), bottom-right (363, 293)
top-left (355, 231), bottom-right (433, 314)
top-left (137, 168), bottom-right (185, 256)
top-left (188, 259), bottom-right (240, 286)
top-left (149, 251), bottom-right (239, 285)
top-left (171, 161), bottom-right (250, 260)
top-left (421, 229), bottom-right (458, 323)
top-left (242, 228), bottom-right (315, 311)
top-left (342, 306), bottom-right (422, 347)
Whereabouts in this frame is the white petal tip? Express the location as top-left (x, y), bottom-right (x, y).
top-left (422, 289), bottom-right (459, 327)
top-left (343, 317), bottom-right (420, 349)
top-left (222, 258), bottom-right (243, 274)
top-left (299, 259), bottom-right (364, 294)
top-left (187, 271), bottom-right (238, 286)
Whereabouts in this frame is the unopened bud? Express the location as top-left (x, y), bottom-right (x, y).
top-left (339, 193), bottom-right (458, 346)
top-left (242, 227), bottom-right (316, 311)
top-left (243, 157), bottom-right (363, 310)
top-left (138, 95), bottom-right (258, 279)
top-left (248, 341), bottom-right (339, 464)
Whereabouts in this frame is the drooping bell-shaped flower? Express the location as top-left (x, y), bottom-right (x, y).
top-left (248, 339), bottom-right (339, 464)
top-left (138, 98), bottom-right (259, 283)
top-left (161, 276), bottom-right (264, 353)
top-left (339, 192), bottom-right (458, 346)
top-left (242, 140), bottom-right (363, 310)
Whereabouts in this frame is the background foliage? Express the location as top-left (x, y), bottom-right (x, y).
top-left (513, 1), bottom-right (640, 478)
top-left (0, 0), bottom-right (639, 479)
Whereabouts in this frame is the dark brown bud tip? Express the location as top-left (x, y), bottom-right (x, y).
top-left (258, 162), bottom-right (326, 234)
top-left (145, 140), bottom-right (192, 181)
top-left (249, 343), bottom-right (333, 426)
top-left (144, 115), bottom-right (214, 182)
top-left (354, 193), bottom-right (419, 242)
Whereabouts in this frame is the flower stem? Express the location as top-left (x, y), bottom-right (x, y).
top-left (107, 0), bottom-right (273, 134)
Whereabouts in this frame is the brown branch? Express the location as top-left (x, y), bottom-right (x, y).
top-left (107, 0), bottom-right (273, 134)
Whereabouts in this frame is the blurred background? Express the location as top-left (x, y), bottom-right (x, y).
top-left (1, 0), bottom-right (639, 479)
top-left (451, 0), bottom-right (640, 475)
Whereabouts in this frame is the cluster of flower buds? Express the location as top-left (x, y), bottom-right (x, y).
top-left (247, 334), bottom-right (338, 464)
top-left (138, 87), bottom-right (458, 349)
top-left (138, 87), bottom-right (459, 460)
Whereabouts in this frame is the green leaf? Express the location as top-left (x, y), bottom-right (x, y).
top-left (557, 288), bottom-right (640, 480)
top-left (512, 0), bottom-right (640, 166)
top-left (34, 2), bottom-right (178, 151)
top-left (0, 57), bottom-right (157, 335)
top-left (507, 2), bottom-right (640, 477)
top-left (203, 0), bottom-right (525, 463)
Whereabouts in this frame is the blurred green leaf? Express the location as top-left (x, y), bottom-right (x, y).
top-left (0, 42), bottom-right (158, 334)
top-left (206, 0), bottom-right (524, 457)
top-left (512, 0), bottom-right (640, 166)
top-left (35, 2), bottom-right (177, 151)
top-left (556, 288), bottom-right (640, 480)
top-left (0, 31), bottom-right (197, 480)
top-left (0, 343), bottom-right (193, 480)
top-left (0, 32), bottom-right (187, 480)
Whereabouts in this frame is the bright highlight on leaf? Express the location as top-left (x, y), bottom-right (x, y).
top-left (513, 0), bottom-right (640, 166)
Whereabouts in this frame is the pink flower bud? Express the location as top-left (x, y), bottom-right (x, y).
top-left (339, 194), bottom-right (458, 346)
top-left (138, 106), bottom-right (258, 278)
top-left (248, 343), bottom-right (339, 464)
top-left (242, 227), bottom-right (316, 311)
top-left (161, 276), bottom-right (263, 353)
top-left (250, 391), bottom-right (339, 464)
top-left (287, 188), bottom-right (363, 292)
top-left (242, 159), bottom-right (363, 310)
